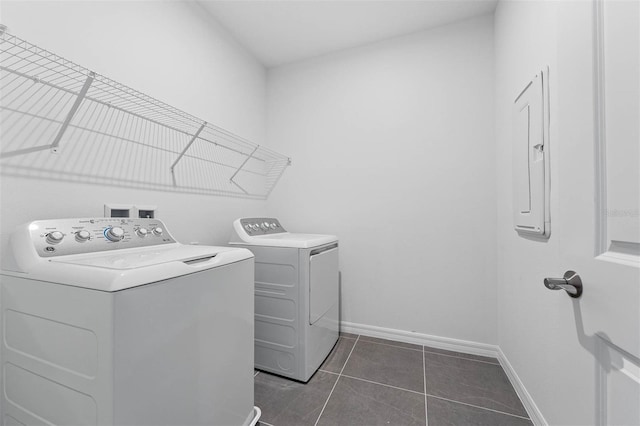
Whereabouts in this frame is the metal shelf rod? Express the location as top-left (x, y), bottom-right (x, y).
top-left (1, 30), bottom-right (291, 199)
top-left (49, 71), bottom-right (94, 153)
top-left (0, 111), bottom-right (267, 176)
top-left (1, 66), bottom-right (268, 162)
top-left (229, 145), bottom-right (260, 195)
top-left (169, 122), bottom-right (207, 173)
top-left (230, 178), bottom-right (249, 195)
top-left (2, 67), bottom-right (196, 136)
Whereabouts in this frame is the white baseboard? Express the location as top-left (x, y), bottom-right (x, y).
top-left (340, 321), bottom-right (500, 358)
top-left (340, 321), bottom-right (546, 425)
top-left (497, 347), bottom-right (547, 426)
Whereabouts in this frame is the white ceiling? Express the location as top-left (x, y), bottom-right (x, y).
top-left (197, 0), bottom-right (498, 68)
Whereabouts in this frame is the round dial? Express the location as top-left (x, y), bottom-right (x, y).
top-left (244, 224), bottom-right (252, 231)
top-left (75, 230), bottom-right (91, 242)
top-left (46, 231), bottom-right (64, 244)
top-left (136, 228), bottom-right (148, 238)
top-left (270, 223), bottom-right (277, 229)
top-left (105, 226), bottom-right (125, 242)
top-left (152, 227), bottom-right (163, 236)
top-left (261, 222), bottom-right (270, 230)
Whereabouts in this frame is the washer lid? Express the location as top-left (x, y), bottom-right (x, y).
top-left (16, 244), bottom-right (253, 292)
top-left (53, 244), bottom-right (221, 269)
top-left (231, 232), bottom-right (337, 248)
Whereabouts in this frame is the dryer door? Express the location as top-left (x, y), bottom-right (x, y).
top-left (309, 245), bottom-right (338, 325)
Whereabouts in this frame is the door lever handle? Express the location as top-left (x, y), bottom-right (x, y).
top-left (544, 270), bottom-right (583, 298)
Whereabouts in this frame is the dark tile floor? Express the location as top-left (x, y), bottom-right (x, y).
top-left (255, 333), bottom-right (533, 426)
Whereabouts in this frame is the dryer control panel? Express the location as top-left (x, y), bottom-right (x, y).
top-left (24, 218), bottom-right (176, 258)
top-left (239, 218), bottom-right (286, 236)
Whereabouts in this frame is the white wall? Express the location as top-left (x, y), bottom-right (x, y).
top-left (266, 15), bottom-right (497, 344)
top-left (494, 2), bottom-right (603, 425)
top-left (493, 2), bottom-right (560, 422)
top-left (0, 1), bottom-right (268, 266)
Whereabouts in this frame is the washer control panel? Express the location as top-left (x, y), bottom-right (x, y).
top-left (239, 218), bottom-right (286, 236)
top-left (28, 218), bottom-right (176, 257)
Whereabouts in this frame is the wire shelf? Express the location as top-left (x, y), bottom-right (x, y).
top-left (0, 29), bottom-right (291, 199)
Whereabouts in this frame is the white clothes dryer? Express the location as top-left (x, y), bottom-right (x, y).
top-left (230, 218), bottom-right (339, 382)
top-left (1, 217), bottom-right (259, 426)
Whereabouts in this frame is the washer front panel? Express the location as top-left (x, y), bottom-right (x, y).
top-left (28, 218), bottom-right (176, 258)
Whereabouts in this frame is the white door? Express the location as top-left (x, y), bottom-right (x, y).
top-left (557, 1), bottom-right (639, 424)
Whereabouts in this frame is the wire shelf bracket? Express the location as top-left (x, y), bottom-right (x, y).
top-left (0, 30), bottom-right (291, 199)
top-left (229, 145), bottom-right (259, 195)
top-left (50, 71), bottom-right (94, 154)
top-left (169, 121), bottom-right (207, 186)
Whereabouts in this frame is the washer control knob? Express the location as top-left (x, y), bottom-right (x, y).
top-left (136, 228), bottom-right (149, 238)
top-left (252, 224), bottom-right (259, 231)
top-left (270, 222), bottom-right (277, 229)
top-left (105, 226), bottom-right (125, 242)
top-left (46, 231), bottom-right (64, 244)
top-left (75, 230), bottom-right (91, 242)
top-left (261, 222), bottom-right (270, 230)
top-left (244, 224), bottom-right (252, 232)
top-left (152, 227), bottom-right (163, 236)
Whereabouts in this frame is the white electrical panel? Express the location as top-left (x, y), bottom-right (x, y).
top-left (513, 68), bottom-right (550, 238)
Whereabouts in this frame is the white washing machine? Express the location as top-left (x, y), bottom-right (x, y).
top-left (230, 218), bottom-right (339, 382)
top-left (1, 217), bottom-right (259, 426)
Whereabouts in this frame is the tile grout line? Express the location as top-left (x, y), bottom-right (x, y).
top-left (425, 393), bottom-right (532, 421)
top-left (339, 334), bottom-right (358, 340)
top-left (423, 346), bottom-right (429, 426)
top-left (313, 334), bottom-right (360, 426)
top-left (357, 337), bottom-right (500, 365)
top-left (423, 349), bottom-right (500, 366)
top-left (358, 339), bottom-right (423, 352)
top-left (317, 369), bottom-right (340, 375)
top-left (339, 373), bottom-right (425, 396)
